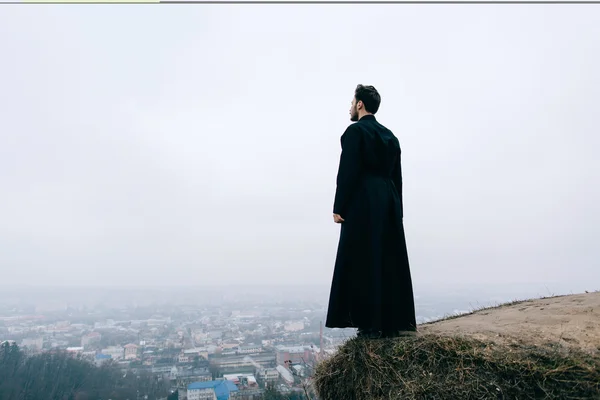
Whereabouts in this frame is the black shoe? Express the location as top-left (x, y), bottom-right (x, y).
top-left (357, 328), bottom-right (382, 339)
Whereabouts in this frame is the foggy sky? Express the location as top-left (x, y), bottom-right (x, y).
top-left (0, 6), bottom-right (598, 291)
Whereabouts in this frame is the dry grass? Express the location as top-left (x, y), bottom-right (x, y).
top-left (313, 334), bottom-right (600, 400)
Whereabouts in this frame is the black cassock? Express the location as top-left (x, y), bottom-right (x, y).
top-left (326, 114), bottom-right (417, 332)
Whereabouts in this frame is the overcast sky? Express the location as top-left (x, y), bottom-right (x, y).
top-left (0, 6), bottom-right (598, 293)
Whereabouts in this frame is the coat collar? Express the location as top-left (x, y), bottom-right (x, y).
top-left (359, 114), bottom-right (376, 121)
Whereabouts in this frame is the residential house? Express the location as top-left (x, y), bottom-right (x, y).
top-left (188, 380), bottom-right (238, 400)
top-left (124, 343), bottom-right (139, 360)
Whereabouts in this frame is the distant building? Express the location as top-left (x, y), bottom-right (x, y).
top-left (124, 343), bottom-right (139, 360)
top-left (236, 344), bottom-right (262, 355)
top-left (176, 366), bottom-right (212, 386)
top-left (101, 346), bottom-right (124, 360)
top-left (257, 368), bottom-right (279, 384)
top-left (66, 347), bottom-right (84, 357)
top-left (188, 386), bottom-right (216, 400)
top-left (147, 318), bottom-right (171, 326)
top-left (276, 365), bottom-right (294, 386)
top-left (222, 373), bottom-right (258, 388)
top-left (187, 380), bottom-right (238, 400)
top-left (81, 332), bottom-right (102, 348)
top-left (276, 346), bottom-right (313, 367)
top-left (178, 353), bottom-right (191, 364)
top-left (220, 342), bottom-right (239, 351)
top-left (151, 365), bottom-right (175, 375)
top-left (209, 353), bottom-right (275, 374)
top-left (284, 321), bottom-right (305, 332)
top-left (184, 347), bottom-right (209, 361)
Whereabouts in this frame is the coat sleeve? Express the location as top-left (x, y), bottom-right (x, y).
top-left (392, 150), bottom-right (404, 218)
top-left (333, 126), bottom-right (362, 217)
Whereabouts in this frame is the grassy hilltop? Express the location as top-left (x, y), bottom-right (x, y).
top-left (314, 292), bottom-right (600, 400)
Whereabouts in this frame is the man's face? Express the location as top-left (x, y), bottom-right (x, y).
top-left (349, 98), bottom-right (359, 122)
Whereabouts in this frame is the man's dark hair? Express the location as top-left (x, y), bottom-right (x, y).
top-left (354, 84), bottom-right (381, 114)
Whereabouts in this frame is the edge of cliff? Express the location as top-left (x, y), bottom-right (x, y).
top-left (313, 291), bottom-right (600, 400)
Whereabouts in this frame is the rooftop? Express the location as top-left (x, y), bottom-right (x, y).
top-left (188, 380), bottom-right (239, 400)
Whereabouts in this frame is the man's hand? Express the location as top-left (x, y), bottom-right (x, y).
top-left (333, 213), bottom-right (345, 223)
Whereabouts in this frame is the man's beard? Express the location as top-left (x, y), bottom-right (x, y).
top-left (350, 105), bottom-right (359, 122)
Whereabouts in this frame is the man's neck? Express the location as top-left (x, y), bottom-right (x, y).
top-left (358, 113), bottom-right (373, 120)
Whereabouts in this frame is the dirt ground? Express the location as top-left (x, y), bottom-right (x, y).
top-left (420, 291), bottom-right (600, 355)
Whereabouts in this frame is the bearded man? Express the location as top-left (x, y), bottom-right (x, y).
top-left (325, 84), bottom-right (417, 339)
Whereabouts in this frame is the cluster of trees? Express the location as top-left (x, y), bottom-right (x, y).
top-left (1, 342), bottom-right (317, 400)
top-left (0, 342), bottom-right (169, 400)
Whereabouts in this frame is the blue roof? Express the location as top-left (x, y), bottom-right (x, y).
top-left (187, 380), bottom-right (238, 400)
top-left (95, 354), bottom-right (111, 359)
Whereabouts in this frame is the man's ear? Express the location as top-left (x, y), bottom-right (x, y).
top-left (357, 100), bottom-right (363, 110)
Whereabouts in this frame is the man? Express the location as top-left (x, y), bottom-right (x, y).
top-left (325, 84), bottom-right (417, 339)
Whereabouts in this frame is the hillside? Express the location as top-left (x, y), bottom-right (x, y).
top-left (423, 291), bottom-right (600, 356)
top-left (314, 292), bottom-right (600, 400)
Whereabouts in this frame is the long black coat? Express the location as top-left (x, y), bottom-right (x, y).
top-left (326, 114), bottom-right (416, 332)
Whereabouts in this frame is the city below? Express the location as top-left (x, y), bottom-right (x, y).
top-left (0, 283), bottom-right (584, 399)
